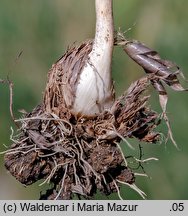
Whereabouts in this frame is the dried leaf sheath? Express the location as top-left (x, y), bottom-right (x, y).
top-left (44, 41), bottom-right (92, 115)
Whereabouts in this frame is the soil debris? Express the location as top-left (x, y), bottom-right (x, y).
top-left (4, 76), bottom-right (159, 199)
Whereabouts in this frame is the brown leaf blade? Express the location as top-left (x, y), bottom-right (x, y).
top-left (116, 32), bottom-right (187, 147)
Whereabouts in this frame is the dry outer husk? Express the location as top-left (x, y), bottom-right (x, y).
top-left (3, 37), bottom-right (186, 199)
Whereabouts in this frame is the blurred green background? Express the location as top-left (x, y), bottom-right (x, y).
top-left (0, 0), bottom-right (188, 199)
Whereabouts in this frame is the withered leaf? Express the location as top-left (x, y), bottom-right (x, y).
top-left (116, 33), bottom-right (187, 113)
top-left (116, 32), bottom-right (187, 147)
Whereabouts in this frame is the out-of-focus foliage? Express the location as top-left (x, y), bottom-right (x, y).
top-left (0, 0), bottom-right (188, 199)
